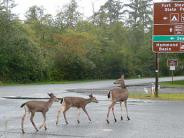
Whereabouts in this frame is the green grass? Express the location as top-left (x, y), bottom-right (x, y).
top-left (160, 80), bottom-right (184, 88)
top-left (129, 93), bottom-right (184, 101)
top-left (0, 79), bottom-right (107, 86)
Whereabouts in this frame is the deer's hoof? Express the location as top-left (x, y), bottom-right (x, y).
top-left (44, 127), bottom-right (47, 131)
top-left (121, 116), bottom-right (123, 120)
top-left (22, 130), bottom-right (25, 134)
top-left (106, 119), bottom-right (110, 124)
top-left (77, 120), bottom-right (80, 124)
top-left (127, 117), bottom-right (130, 120)
top-left (114, 119), bottom-right (117, 122)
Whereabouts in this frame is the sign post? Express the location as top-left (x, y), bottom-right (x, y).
top-left (167, 59), bottom-right (178, 84)
top-left (153, 1), bottom-right (184, 97)
top-left (155, 53), bottom-right (159, 97)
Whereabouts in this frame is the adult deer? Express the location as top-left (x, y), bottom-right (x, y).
top-left (56, 94), bottom-right (98, 125)
top-left (106, 75), bottom-right (130, 124)
top-left (20, 93), bottom-right (58, 134)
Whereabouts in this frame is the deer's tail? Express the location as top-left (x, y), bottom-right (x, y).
top-left (107, 90), bottom-right (111, 99)
top-left (60, 98), bottom-right (64, 104)
top-left (20, 103), bottom-right (26, 108)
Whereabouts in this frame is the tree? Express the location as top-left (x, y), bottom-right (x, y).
top-left (93, 0), bottom-right (124, 25)
top-left (0, 5), bottom-right (51, 82)
top-left (1, 0), bottom-right (15, 11)
top-left (25, 6), bottom-right (55, 45)
top-left (125, 0), bottom-right (152, 30)
top-left (55, 0), bottom-right (82, 29)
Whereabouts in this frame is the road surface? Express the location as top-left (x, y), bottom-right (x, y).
top-left (0, 76), bottom-right (184, 138)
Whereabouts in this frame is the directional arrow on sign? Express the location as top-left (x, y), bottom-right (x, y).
top-left (170, 37), bottom-right (175, 40)
top-left (163, 17), bottom-right (168, 20)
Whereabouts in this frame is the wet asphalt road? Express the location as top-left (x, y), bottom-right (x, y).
top-left (0, 77), bottom-right (184, 138)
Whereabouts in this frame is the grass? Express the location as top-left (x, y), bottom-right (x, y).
top-left (129, 93), bottom-right (184, 101)
top-left (0, 79), bottom-right (107, 86)
top-left (160, 80), bottom-right (184, 88)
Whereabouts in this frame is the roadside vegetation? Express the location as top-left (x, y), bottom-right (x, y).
top-left (0, 0), bottom-right (184, 84)
top-left (160, 80), bottom-right (184, 88)
top-left (129, 80), bottom-right (184, 101)
top-left (129, 93), bottom-right (184, 101)
top-left (0, 79), bottom-right (105, 86)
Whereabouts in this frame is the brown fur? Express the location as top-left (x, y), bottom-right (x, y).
top-left (21, 93), bottom-right (58, 134)
top-left (56, 94), bottom-right (98, 125)
top-left (106, 75), bottom-right (130, 124)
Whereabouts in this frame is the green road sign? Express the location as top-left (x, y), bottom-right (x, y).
top-left (153, 35), bottom-right (184, 42)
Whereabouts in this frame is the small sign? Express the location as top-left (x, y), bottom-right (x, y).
top-left (181, 13), bottom-right (184, 22)
top-left (180, 43), bottom-right (184, 51)
top-left (170, 13), bottom-right (179, 23)
top-left (167, 59), bottom-right (178, 67)
top-left (170, 66), bottom-right (175, 71)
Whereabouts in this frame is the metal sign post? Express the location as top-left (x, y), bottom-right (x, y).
top-left (170, 66), bottom-right (175, 84)
top-left (167, 59), bottom-right (178, 84)
top-left (155, 53), bottom-right (159, 97)
top-left (172, 70), bottom-right (174, 84)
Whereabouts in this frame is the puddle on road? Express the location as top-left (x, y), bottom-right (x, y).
top-left (102, 129), bottom-right (112, 132)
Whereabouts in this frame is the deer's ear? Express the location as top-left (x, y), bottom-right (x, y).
top-left (89, 94), bottom-right (93, 98)
top-left (48, 93), bottom-right (53, 97)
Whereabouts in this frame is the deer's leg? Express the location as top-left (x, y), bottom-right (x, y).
top-left (30, 112), bottom-right (38, 132)
top-left (106, 102), bottom-right (115, 124)
top-left (112, 107), bottom-right (117, 122)
top-left (56, 105), bottom-right (64, 125)
top-left (82, 107), bottom-right (91, 122)
top-left (43, 113), bottom-right (47, 130)
top-left (39, 112), bottom-right (47, 130)
top-left (63, 106), bottom-right (70, 124)
top-left (125, 100), bottom-right (130, 120)
top-left (21, 107), bottom-right (28, 134)
top-left (21, 113), bottom-right (26, 134)
top-left (120, 102), bottom-right (123, 120)
top-left (77, 108), bottom-right (81, 124)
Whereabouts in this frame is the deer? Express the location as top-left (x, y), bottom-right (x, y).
top-left (56, 94), bottom-right (98, 125)
top-left (106, 75), bottom-right (130, 124)
top-left (20, 93), bottom-right (58, 134)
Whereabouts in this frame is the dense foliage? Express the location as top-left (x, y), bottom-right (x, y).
top-left (0, 0), bottom-right (183, 83)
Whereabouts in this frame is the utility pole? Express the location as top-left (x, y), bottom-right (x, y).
top-left (155, 53), bottom-right (159, 97)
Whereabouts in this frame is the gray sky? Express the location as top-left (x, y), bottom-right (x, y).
top-left (12, 0), bottom-right (164, 20)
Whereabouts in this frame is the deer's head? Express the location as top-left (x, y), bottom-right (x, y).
top-left (113, 75), bottom-right (126, 88)
top-left (48, 93), bottom-right (59, 102)
top-left (89, 94), bottom-right (98, 103)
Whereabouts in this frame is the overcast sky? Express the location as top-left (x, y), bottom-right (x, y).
top-left (12, 0), bottom-right (165, 20)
